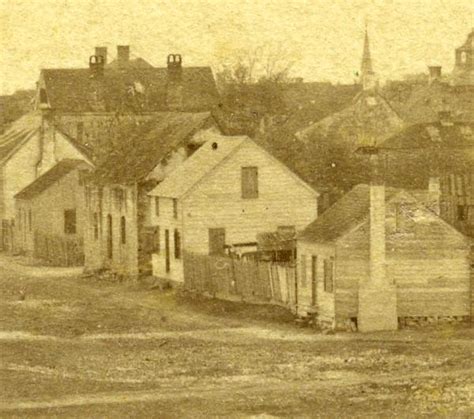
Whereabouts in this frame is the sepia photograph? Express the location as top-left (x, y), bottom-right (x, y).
top-left (0, 0), bottom-right (473, 416)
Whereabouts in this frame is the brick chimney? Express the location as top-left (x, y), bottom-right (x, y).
top-left (356, 146), bottom-right (398, 332)
top-left (95, 46), bottom-right (108, 65)
top-left (167, 54), bottom-right (183, 79)
top-left (117, 45), bottom-right (130, 67)
top-left (166, 54), bottom-right (183, 110)
top-left (89, 55), bottom-right (105, 77)
top-left (428, 65), bottom-right (442, 84)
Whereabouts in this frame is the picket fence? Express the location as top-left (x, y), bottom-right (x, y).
top-left (34, 231), bottom-right (84, 267)
top-left (183, 251), bottom-right (297, 308)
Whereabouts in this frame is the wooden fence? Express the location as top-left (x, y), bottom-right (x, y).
top-left (34, 231), bottom-right (84, 267)
top-left (183, 252), bottom-right (297, 308)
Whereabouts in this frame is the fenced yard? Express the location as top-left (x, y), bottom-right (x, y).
top-left (183, 251), bottom-right (297, 308)
top-left (33, 231), bottom-right (84, 267)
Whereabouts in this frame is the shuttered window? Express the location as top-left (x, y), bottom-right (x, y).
top-left (324, 258), bottom-right (334, 293)
top-left (174, 229), bottom-right (181, 259)
top-left (241, 167), bottom-right (258, 199)
top-left (173, 199), bottom-right (178, 219)
top-left (120, 216), bottom-right (126, 244)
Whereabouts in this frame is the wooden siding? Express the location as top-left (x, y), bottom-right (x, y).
top-left (84, 183), bottom-right (139, 276)
top-left (182, 141), bottom-right (317, 256)
top-left (331, 197), bottom-right (472, 323)
top-left (150, 197), bottom-right (184, 282)
top-left (15, 168), bottom-right (86, 257)
top-left (297, 240), bottom-right (336, 322)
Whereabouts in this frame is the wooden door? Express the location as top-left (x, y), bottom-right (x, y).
top-left (107, 215), bottom-right (113, 259)
top-left (311, 256), bottom-right (317, 306)
top-left (209, 228), bottom-right (226, 255)
top-left (165, 229), bottom-right (170, 273)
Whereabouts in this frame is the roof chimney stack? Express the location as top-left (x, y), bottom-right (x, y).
top-left (95, 46), bottom-right (108, 65)
top-left (428, 65), bottom-right (442, 84)
top-left (89, 55), bottom-right (105, 77)
top-left (167, 54), bottom-right (183, 78)
top-left (117, 45), bottom-right (130, 67)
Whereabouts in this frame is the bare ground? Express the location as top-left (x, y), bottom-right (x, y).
top-left (0, 253), bottom-right (473, 418)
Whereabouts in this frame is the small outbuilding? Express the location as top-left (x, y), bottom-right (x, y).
top-left (14, 159), bottom-right (92, 265)
top-left (297, 184), bottom-right (473, 331)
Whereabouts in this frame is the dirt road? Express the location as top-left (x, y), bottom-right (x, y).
top-left (0, 254), bottom-right (473, 417)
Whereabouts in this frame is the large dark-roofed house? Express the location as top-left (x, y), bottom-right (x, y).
top-left (35, 46), bottom-right (220, 153)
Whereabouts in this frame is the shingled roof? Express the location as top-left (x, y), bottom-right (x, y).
top-left (15, 159), bottom-right (90, 200)
top-left (93, 112), bottom-right (215, 184)
top-left (40, 66), bottom-right (220, 113)
top-left (299, 184), bottom-right (401, 243)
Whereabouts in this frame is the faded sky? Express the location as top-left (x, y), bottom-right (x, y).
top-left (0, 0), bottom-right (472, 94)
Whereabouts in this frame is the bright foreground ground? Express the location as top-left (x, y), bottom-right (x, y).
top-left (0, 254), bottom-right (473, 418)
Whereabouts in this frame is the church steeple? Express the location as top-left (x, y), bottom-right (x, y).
top-left (360, 26), bottom-right (377, 90)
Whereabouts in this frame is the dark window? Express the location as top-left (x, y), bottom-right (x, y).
top-left (120, 216), bottom-right (126, 244)
top-left (77, 121), bottom-right (84, 142)
top-left (155, 197), bottom-right (160, 216)
top-left (300, 254), bottom-right (307, 288)
top-left (174, 229), bottom-right (181, 259)
top-left (93, 212), bottom-right (99, 240)
top-left (28, 209), bottom-right (32, 232)
top-left (324, 258), bottom-right (334, 293)
top-left (241, 167), bottom-right (258, 199)
top-left (457, 205), bottom-right (468, 221)
top-left (64, 210), bottom-right (77, 235)
top-left (209, 228), bottom-right (226, 255)
top-left (173, 199), bottom-right (178, 219)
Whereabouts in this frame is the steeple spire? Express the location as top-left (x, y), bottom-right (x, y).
top-left (360, 24), bottom-right (377, 90)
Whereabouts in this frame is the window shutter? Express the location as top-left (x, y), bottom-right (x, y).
top-left (241, 167), bottom-right (258, 199)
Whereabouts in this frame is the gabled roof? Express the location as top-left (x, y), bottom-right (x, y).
top-left (15, 159), bottom-right (90, 200)
top-left (150, 135), bottom-right (248, 198)
top-left (0, 113), bottom-right (41, 163)
top-left (93, 112), bottom-right (214, 184)
top-left (41, 66), bottom-right (219, 113)
top-left (299, 184), bottom-right (402, 243)
top-left (150, 134), bottom-right (318, 199)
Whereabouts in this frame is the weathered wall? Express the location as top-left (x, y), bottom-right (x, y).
top-left (332, 196), bottom-right (471, 325)
top-left (182, 141), bottom-right (318, 255)
top-left (3, 134), bottom-right (40, 220)
top-left (151, 197), bottom-right (184, 282)
top-left (15, 168), bottom-right (86, 256)
top-left (297, 240), bottom-right (336, 323)
top-left (84, 184), bottom-right (139, 277)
